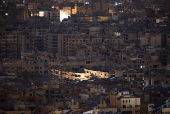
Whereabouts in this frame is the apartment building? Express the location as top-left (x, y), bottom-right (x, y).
top-left (2, 60), bottom-right (45, 77)
top-left (159, 49), bottom-right (170, 66)
top-left (34, 25), bottom-right (50, 51)
top-left (28, 2), bottom-right (41, 10)
top-left (47, 87), bottom-right (73, 101)
top-left (44, 32), bottom-right (92, 56)
top-left (44, 9), bottom-right (60, 22)
top-left (92, 2), bottom-right (109, 13)
top-left (18, 30), bottom-right (35, 53)
top-left (84, 67), bottom-right (110, 78)
top-left (140, 32), bottom-right (161, 48)
top-left (110, 91), bottom-right (140, 114)
top-left (166, 34), bottom-right (170, 48)
top-left (0, 34), bottom-right (18, 60)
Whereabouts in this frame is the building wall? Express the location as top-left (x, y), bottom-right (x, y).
top-left (150, 33), bottom-right (161, 47)
top-left (4, 111), bottom-right (31, 114)
top-left (44, 10), bottom-right (60, 22)
top-left (50, 111), bottom-right (63, 114)
top-left (0, 34), bottom-right (18, 60)
top-left (28, 2), bottom-right (41, 10)
top-left (2, 60), bottom-right (44, 77)
top-left (18, 33), bottom-right (35, 53)
top-left (110, 92), bottom-right (140, 114)
top-left (166, 34), bottom-right (170, 48)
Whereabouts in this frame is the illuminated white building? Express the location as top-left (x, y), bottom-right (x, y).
top-left (60, 7), bottom-right (71, 22)
top-left (39, 11), bottom-right (44, 17)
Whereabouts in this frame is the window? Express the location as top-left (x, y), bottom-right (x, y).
top-left (86, 61), bottom-right (90, 64)
top-left (127, 105), bottom-right (132, 108)
top-left (122, 105), bottom-right (126, 108)
top-left (65, 90), bottom-right (69, 93)
top-left (111, 75), bottom-right (115, 77)
top-left (85, 2), bottom-right (89, 4)
top-left (135, 110), bottom-right (139, 113)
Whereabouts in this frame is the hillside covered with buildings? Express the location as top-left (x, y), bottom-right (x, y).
top-left (0, 0), bottom-right (170, 114)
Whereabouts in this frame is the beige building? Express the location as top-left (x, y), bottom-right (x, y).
top-left (2, 60), bottom-right (44, 77)
top-left (92, 2), bottom-right (109, 13)
top-left (140, 32), bottom-right (161, 48)
top-left (110, 91), bottom-right (140, 114)
top-left (84, 68), bottom-right (110, 78)
top-left (28, 2), bottom-right (41, 10)
top-left (90, 85), bottom-right (106, 94)
top-left (67, 99), bottom-right (79, 109)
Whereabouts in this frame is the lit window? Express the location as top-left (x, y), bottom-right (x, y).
top-left (85, 2), bottom-right (89, 4)
top-left (39, 11), bottom-right (44, 17)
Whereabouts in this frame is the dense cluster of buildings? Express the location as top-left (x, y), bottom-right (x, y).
top-left (0, 0), bottom-right (170, 114)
